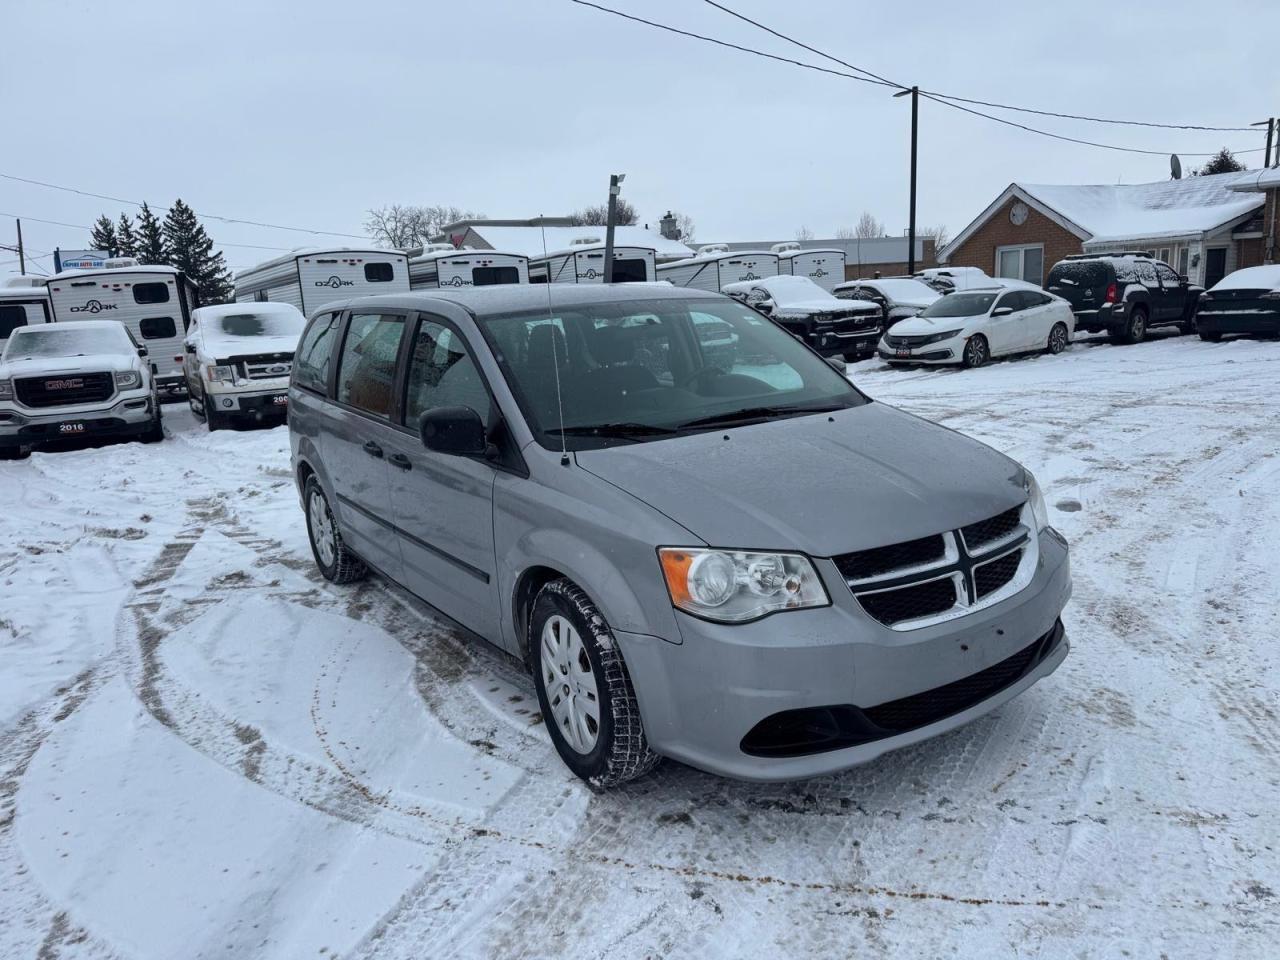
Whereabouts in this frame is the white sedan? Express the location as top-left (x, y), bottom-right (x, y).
top-left (878, 287), bottom-right (1075, 368)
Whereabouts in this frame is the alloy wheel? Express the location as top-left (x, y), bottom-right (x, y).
top-left (308, 491), bottom-right (336, 567)
top-left (1048, 324), bottom-right (1068, 354)
top-left (540, 614), bottom-right (600, 754)
top-left (965, 337), bottom-right (988, 367)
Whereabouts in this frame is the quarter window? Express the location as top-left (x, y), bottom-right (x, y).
top-left (295, 312), bottom-right (341, 394)
top-left (364, 262), bottom-right (394, 283)
top-left (139, 316), bottom-right (177, 339)
top-left (337, 313), bottom-right (405, 417)
top-left (404, 320), bottom-right (491, 426)
top-left (133, 282), bottom-right (171, 304)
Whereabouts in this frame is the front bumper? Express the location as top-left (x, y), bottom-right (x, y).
top-left (205, 386), bottom-right (290, 418)
top-left (878, 339), bottom-right (960, 364)
top-left (1195, 307), bottom-right (1280, 335)
top-left (619, 528), bottom-right (1072, 781)
top-left (0, 392), bottom-right (155, 447)
top-left (807, 329), bottom-right (881, 358)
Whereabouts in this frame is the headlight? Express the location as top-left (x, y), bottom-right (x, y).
top-left (205, 364), bottom-right (234, 383)
top-left (114, 370), bottom-right (142, 389)
top-left (1024, 471), bottom-right (1050, 532)
top-left (0, 379), bottom-right (12, 401)
top-left (658, 547), bottom-right (829, 623)
top-left (925, 328), bottom-right (962, 345)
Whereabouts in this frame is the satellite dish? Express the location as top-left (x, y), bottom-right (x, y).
top-left (1171, 154), bottom-right (1183, 180)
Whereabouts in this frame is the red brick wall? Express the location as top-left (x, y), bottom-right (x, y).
top-left (944, 196), bottom-right (1084, 279)
top-left (1237, 237), bottom-right (1263, 269)
top-left (1266, 186), bottom-right (1278, 264)
top-left (844, 239), bottom-right (937, 280)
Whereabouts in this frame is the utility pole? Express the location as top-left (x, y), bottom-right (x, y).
top-left (603, 173), bottom-right (625, 283)
top-left (1253, 118), bottom-right (1275, 169)
top-left (895, 86), bottom-right (919, 274)
top-left (16, 218), bottom-right (25, 274)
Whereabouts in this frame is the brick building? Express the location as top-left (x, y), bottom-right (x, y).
top-left (941, 173), bottom-right (1265, 288)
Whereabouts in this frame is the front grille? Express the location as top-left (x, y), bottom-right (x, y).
top-left (885, 333), bottom-right (937, 348)
top-left (974, 549), bottom-right (1023, 599)
top-left (961, 505), bottom-right (1023, 552)
top-left (834, 534), bottom-right (946, 581)
top-left (15, 372), bottom-right (113, 408)
top-left (859, 576), bottom-right (958, 626)
top-left (231, 352), bottom-right (293, 381)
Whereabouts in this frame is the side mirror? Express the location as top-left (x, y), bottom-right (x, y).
top-left (137, 346), bottom-right (149, 357)
top-left (1178, 275), bottom-right (1189, 284)
top-left (991, 306), bottom-right (1014, 317)
top-left (419, 406), bottom-right (486, 456)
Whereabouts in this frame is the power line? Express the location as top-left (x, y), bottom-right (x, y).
top-left (700, 0), bottom-right (1255, 133)
top-left (0, 211), bottom-right (292, 251)
top-left (0, 171), bottom-right (368, 240)
top-left (569, 0), bottom-right (1262, 157)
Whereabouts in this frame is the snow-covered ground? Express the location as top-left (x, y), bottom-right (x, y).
top-left (2, 334), bottom-right (1277, 958)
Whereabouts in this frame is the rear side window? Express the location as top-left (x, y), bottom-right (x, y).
top-left (140, 316), bottom-right (177, 339)
top-left (1135, 261), bottom-right (1158, 285)
top-left (337, 313), bottom-right (405, 417)
top-left (1047, 261), bottom-right (1108, 290)
top-left (134, 282), bottom-right (170, 304)
top-left (0, 304), bottom-right (28, 338)
top-left (294, 313), bottom-right (340, 394)
top-left (364, 262), bottom-right (394, 283)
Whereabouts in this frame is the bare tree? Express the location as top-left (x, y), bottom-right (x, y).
top-left (364, 204), bottom-right (484, 249)
top-left (854, 211), bottom-right (884, 238)
top-left (795, 225), bottom-right (814, 241)
top-left (569, 199), bottom-right (639, 227)
top-left (833, 226), bottom-right (857, 240)
top-left (919, 224), bottom-right (950, 249)
top-left (673, 211), bottom-right (696, 244)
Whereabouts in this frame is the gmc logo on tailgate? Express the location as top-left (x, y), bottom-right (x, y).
top-left (45, 378), bottom-right (84, 390)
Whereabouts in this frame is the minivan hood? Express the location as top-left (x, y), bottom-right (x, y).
top-left (574, 403), bottom-right (1026, 556)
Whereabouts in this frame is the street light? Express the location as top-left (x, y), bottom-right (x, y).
top-left (895, 86), bottom-right (919, 274)
top-left (603, 172), bottom-right (626, 283)
top-left (1252, 120), bottom-right (1275, 168)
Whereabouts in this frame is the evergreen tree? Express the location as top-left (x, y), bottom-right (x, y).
top-left (116, 213), bottom-right (138, 259)
top-left (163, 198), bottom-right (233, 304)
top-left (134, 202), bottom-right (169, 264)
top-left (89, 215), bottom-right (119, 256)
top-left (1192, 148), bottom-right (1246, 176)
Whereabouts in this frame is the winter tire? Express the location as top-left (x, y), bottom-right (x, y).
top-left (1046, 322), bottom-right (1069, 355)
top-left (304, 475), bottom-right (367, 584)
top-left (1199, 330), bottom-right (1223, 342)
top-left (530, 578), bottom-right (659, 787)
top-left (1123, 308), bottom-right (1147, 344)
top-left (962, 334), bottom-right (989, 369)
top-left (140, 409), bottom-right (164, 444)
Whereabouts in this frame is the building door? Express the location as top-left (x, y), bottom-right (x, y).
top-left (1204, 248), bottom-right (1228, 289)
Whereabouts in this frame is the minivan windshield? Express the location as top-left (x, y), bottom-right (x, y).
top-left (215, 312), bottom-right (305, 338)
top-left (2, 324), bottom-right (130, 361)
top-left (919, 292), bottom-right (998, 318)
top-left (478, 297), bottom-right (866, 450)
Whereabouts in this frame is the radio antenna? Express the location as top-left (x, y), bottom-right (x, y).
top-left (539, 218), bottom-right (570, 466)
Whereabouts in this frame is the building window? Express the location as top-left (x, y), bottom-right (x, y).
top-left (1179, 249), bottom-right (1190, 276)
top-left (995, 244), bottom-right (1044, 285)
top-left (1158, 248), bottom-right (1171, 263)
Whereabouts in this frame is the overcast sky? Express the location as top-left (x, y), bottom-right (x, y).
top-left (2, 0), bottom-right (1274, 275)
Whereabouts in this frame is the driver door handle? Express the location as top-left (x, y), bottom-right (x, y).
top-left (362, 440), bottom-right (383, 459)
top-left (388, 453), bottom-right (412, 471)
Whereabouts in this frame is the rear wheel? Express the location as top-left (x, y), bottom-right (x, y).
top-left (530, 578), bottom-right (659, 787)
top-left (1120, 308), bottom-right (1147, 344)
top-left (1046, 322), bottom-right (1070, 355)
top-left (961, 334), bottom-right (989, 368)
top-left (1199, 330), bottom-right (1223, 342)
top-left (304, 475), bottom-right (367, 584)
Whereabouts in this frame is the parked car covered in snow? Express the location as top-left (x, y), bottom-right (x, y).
top-left (0, 277), bottom-right (51, 349)
top-left (1194, 265), bottom-right (1280, 341)
top-left (0, 319), bottom-right (162, 457)
top-left (914, 266), bottom-right (995, 293)
top-left (289, 284), bottom-right (1072, 786)
top-left (184, 303), bottom-right (306, 430)
top-left (1046, 253), bottom-right (1201, 344)
top-left (722, 275), bottom-right (883, 360)
top-left (879, 287), bottom-right (1075, 368)
top-left (833, 277), bottom-right (941, 325)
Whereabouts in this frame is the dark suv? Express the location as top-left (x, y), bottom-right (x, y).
top-left (1045, 253), bottom-right (1202, 344)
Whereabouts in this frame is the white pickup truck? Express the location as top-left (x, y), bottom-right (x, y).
top-left (0, 319), bottom-right (163, 458)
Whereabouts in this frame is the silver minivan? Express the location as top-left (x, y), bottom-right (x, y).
top-left (288, 285), bottom-right (1071, 786)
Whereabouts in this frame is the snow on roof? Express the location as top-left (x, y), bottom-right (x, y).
top-left (2, 276), bottom-right (48, 289)
top-left (409, 248), bottom-right (526, 264)
top-left (1226, 167), bottom-right (1280, 193)
top-left (47, 264), bottom-right (183, 282)
top-left (660, 250), bottom-right (778, 269)
top-left (1019, 172), bottom-right (1261, 243)
top-left (464, 225), bottom-right (693, 260)
top-left (722, 275), bottom-right (836, 306)
top-left (0, 286), bottom-right (49, 301)
top-left (234, 247), bottom-right (406, 279)
top-left (1210, 264), bottom-right (1280, 292)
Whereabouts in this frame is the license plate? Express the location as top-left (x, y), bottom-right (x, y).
top-left (58, 422), bottom-right (86, 435)
top-left (272, 395), bottom-right (288, 406)
top-left (895, 348), bottom-right (912, 358)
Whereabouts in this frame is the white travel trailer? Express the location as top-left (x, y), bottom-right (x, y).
top-left (0, 278), bottom-right (52, 348)
top-left (233, 248), bottom-right (409, 316)
top-left (409, 248), bottom-right (528, 289)
top-left (45, 264), bottom-right (198, 391)
top-left (773, 244), bottom-right (847, 294)
top-left (656, 250), bottom-right (780, 293)
top-left (528, 242), bottom-right (656, 284)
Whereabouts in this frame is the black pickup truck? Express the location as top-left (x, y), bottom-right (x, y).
top-left (1045, 253), bottom-right (1202, 344)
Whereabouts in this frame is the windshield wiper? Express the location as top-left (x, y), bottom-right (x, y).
top-left (677, 404), bottom-right (845, 431)
top-left (547, 422), bottom-right (680, 441)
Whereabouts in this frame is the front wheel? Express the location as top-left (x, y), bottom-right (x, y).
top-left (304, 475), bottom-right (367, 584)
top-left (1046, 322), bottom-right (1070, 355)
top-left (961, 334), bottom-right (989, 368)
top-left (530, 578), bottom-right (659, 787)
